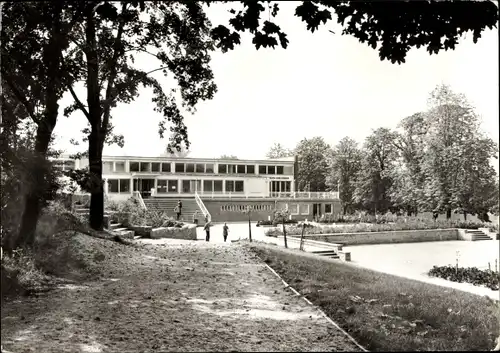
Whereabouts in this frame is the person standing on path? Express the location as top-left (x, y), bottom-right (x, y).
top-left (174, 205), bottom-right (180, 220)
top-left (177, 200), bottom-right (183, 218)
top-left (203, 221), bottom-right (211, 242)
top-left (222, 223), bottom-right (229, 242)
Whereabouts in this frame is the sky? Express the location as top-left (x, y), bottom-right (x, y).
top-left (53, 2), bottom-right (499, 161)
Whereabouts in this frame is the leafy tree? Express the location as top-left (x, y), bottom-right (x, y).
top-left (1, 1), bottom-right (84, 247)
top-left (294, 137), bottom-right (331, 192)
top-left (327, 137), bottom-right (361, 214)
top-left (160, 144), bottom-right (190, 158)
top-left (354, 128), bottom-right (399, 214)
top-left (62, 1), bottom-right (217, 230)
top-left (220, 155), bottom-right (238, 160)
top-left (389, 113), bottom-right (428, 215)
top-left (451, 137), bottom-right (498, 221)
top-left (419, 84), bottom-right (497, 219)
top-left (266, 143), bottom-right (294, 159)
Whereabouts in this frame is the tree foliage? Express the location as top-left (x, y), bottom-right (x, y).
top-left (213, 1), bottom-right (499, 64)
top-left (219, 155), bottom-right (238, 160)
top-left (266, 143), bottom-right (294, 159)
top-left (327, 137), bottom-right (361, 214)
top-left (354, 128), bottom-right (399, 214)
top-left (295, 137), bottom-right (331, 192)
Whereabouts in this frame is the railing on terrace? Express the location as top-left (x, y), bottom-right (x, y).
top-left (269, 191), bottom-right (339, 199)
top-left (149, 191), bottom-right (339, 199)
top-left (194, 191), bottom-right (211, 222)
top-left (133, 191), bottom-right (147, 209)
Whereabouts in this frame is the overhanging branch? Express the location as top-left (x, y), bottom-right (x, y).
top-left (1, 71), bottom-right (40, 125)
top-left (68, 84), bottom-right (90, 121)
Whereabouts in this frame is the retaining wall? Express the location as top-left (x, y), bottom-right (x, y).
top-left (290, 228), bottom-right (459, 246)
top-left (150, 224), bottom-right (197, 240)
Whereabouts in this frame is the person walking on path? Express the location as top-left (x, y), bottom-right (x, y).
top-left (203, 221), bottom-right (211, 242)
top-left (222, 223), bottom-right (229, 242)
top-left (193, 210), bottom-right (199, 225)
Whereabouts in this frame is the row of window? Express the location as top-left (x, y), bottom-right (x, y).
top-left (108, 179), bottom-right (130, 193)
top-left (109, 161), bottom-right (288, 175)
top-left (220, 204), bottom-right (273, 212)
top-left (107, 178), bottom-right (245, 194)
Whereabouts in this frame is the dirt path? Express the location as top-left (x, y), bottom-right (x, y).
top-left (1, 236), bottom-right (362, 352)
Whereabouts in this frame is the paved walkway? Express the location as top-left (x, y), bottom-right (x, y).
top-left (1, 237), bottom-right (362, 352)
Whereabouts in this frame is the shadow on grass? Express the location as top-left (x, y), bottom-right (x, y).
top-left (246, 243), bottom-right (499, 352)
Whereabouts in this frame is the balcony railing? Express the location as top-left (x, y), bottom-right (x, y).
top-left (147, 189), bottom-right (339, 199)
top-left (269, 192), bottom-right (339, 199)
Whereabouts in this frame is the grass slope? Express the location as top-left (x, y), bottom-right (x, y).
top-left (247, 243), bottom-right (500, 352)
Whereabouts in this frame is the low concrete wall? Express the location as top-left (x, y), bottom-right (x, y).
top-left (129, 225), bottom-right (153, 237)
top-left (150, 224), bottom-right (197, 240)
top-left (292, 228), bottom-right (459, 246)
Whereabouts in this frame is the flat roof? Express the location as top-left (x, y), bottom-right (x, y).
top-left (57, 154), bottom-right (295, 165)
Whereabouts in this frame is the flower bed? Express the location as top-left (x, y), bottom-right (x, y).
top-left (265, 219), bottom-right (487, 237)
top-left (256, 219), bottom-right (298, 227)
top-left (428, 265), bottom-right (499, 291)
top-left (317, 213), bottom-right (486, 229)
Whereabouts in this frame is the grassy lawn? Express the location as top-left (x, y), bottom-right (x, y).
top-left (246, 243), bottom-right (500, 352)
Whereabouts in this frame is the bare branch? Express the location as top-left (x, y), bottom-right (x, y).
top-left (67, 84), bottom-right (90, 121)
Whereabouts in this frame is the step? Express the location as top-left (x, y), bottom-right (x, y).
top-left (312, 250), bottom-right (340, 254)
top-left (109, 223), bottom-right (122, 230)
top-left (316, 252), bottom-right (339, 257)
top-left (472, 236), bottom-right (492, 240)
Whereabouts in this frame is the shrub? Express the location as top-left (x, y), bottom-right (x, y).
top-left (106, 198), bottom-right (182, 228)
top-left (428, 265), bottom-right (499, 291)
top-left (264, 218), bottom-right (487, 237)
top-left (257, 219), bottom-right (298, 227)
top-left (489, 224), bottom-right (499, 234)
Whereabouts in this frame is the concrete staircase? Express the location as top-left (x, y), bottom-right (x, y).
top-left (465, 229), bottom-right (493, 241)
top-left (73, 204), bottom-right (134, 238)
top-left (311, 249), bottom-right (340, 259)
top-left (143, 197), bottom-right (203, 222)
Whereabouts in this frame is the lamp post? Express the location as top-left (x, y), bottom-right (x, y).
top-left (244, 205), bottom-right (253, 242)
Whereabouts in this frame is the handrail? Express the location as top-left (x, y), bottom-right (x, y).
top-left (133, 191), bottom-right (147, 209)
top-left (195, 191), bottom-right (211, 222)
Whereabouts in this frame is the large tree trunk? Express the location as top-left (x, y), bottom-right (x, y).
top-left (88, 130), bottom-right (104, 230)
top-left (446, 208), bottom-right (452, 220)
top-left (85, 8), bottom-right (104, 230)
top-left (15, 130), bottom-right (54, 249)
top-left (15, 5), bottom-right (62, 249)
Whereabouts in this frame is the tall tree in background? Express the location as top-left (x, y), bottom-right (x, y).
top-left (160, 144), bottom-right (190, 158)
top-left (389, 113), bottom-right (428, 216)
top-left (354, 128), bottom-right (399, 214)
top-left (294, 137), bottom-right (331, 192)
top-left (451, 136), bottom-right (498, 220)
top-left (220, 155), bottom-right (238, 160)
top-left (419, 84), bottom-right (497, 219)
top-left (327, 137), bottom-right (361, 214)
top-left (266, 143), bottom-right (294, 159)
